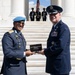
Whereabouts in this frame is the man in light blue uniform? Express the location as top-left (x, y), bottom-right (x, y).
top-left (38, 5), bottom-right (71, 75)
top-left (1, 16), bottom-right (34, 75)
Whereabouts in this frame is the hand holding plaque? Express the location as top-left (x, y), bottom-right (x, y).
top-left (30, 44), bottom-right (42, 53)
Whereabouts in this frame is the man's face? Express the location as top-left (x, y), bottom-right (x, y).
top-left (49, 13), bottom-right (61, 24)
top-left (14, 21), bottom-right (25, 31)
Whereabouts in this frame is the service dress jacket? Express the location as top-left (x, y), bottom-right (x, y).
top-left (44, 20), bottom-right (71, 74)
top-left (1, 28), bottom-right (27, 75)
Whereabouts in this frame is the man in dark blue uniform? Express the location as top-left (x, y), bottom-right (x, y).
top-left (42, 8), bottom-right (47, 21)
top-left (29, 8), bottom-right (36, 21)
top-left (35, 8), bottom-right (41, 21)
top-left (38, 5), bottom-right (71, 75)
top-left (0, 16), bottom-right (34, 75)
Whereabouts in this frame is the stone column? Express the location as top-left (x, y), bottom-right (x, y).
top-left (51, 0), bottom-right (58, 5)
top-left (10, 0), bottom-right (25, 18)
top-left (51, 0), bottom-right (62, 6)
top-left (62, 0), bottom-right (75, 17)
top-left (24, 0), bottom-right (29, 20)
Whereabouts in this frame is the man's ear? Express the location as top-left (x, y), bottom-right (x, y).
top-left (13, 22), bottom-right (15, 25)
top-left (13, 22), bottom-right (16, 25)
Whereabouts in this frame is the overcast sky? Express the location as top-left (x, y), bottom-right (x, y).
top-left (29, 0), bottom-right (51, 7)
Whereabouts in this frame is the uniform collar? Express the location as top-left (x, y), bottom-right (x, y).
top-left (53, 20), bottom-right (61, 28)
top-left (12, 27), bottom-right (20, 33)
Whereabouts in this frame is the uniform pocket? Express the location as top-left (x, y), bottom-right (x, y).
top-left (7, 58), bottom-right (20, 67)
top-left (9, 64), bottom-right (19, 67)
top-left (53, 59), bottom-right (61, 71)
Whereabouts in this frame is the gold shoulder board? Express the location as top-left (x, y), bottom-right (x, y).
top-left (8, 30), bottom-right (14, 34)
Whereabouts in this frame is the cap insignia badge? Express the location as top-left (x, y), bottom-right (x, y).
top-left (50, 6), bottom-right (53, 10)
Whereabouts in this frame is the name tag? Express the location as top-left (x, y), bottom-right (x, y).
top-left (51, 31), bottom-right (58, 36)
